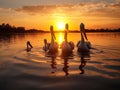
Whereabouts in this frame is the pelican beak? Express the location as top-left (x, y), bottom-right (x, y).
top-left (51, 29), bottom-right (56, 40)
top-left (53, 31), bottom-right (56, 40)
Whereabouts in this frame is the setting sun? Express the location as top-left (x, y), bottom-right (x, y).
top-left (57, 22), bottom-right (65, 30)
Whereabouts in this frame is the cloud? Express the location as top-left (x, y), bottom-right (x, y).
top-left (14, 2), bottom-right (120, 18)
top-left (87, 2), bottom-right (120, 18)
top-left (15, 5), bottom-right (64, 15)
top-left (111, 2), bottom-right (120, 7)
top-left (0, 7), bottom-right (13, 12)
top-left (15, 4), bottom-right (74, 15)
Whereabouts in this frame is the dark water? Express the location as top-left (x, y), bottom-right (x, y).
top-left (0, 33), bottom-right (120, 90)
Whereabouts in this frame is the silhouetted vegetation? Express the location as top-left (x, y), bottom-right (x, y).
top-left (0, 23), bottom-right (44, 34)
top-left (0, 23), bottom-right (120, 34)
top-left (0, 23), bottom-right (25, 33)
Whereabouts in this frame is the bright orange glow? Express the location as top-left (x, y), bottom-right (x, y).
top-left (57, 33), bottom-right (64, 45)
top-left (57, 21), bottom-right (65, 30)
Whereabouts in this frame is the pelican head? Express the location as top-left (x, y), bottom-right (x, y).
top-left (44, 39), bottom-right (47, 45)
top-left (80, 23), bottom-right (85, 31)
top-left (50, 25), bottom-right (53, 31)
top-left (65, 23), bottom-right (69, 30)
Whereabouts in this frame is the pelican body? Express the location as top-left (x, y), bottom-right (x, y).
top-left (61, 24), bottom-right (74, 54)
top-left (77, 23), bottom-right (92, 52)
top-left (43, 26), bottom-right (58, 54)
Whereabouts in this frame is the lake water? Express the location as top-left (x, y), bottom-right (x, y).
top-left (0, 32), bottom-right (120, 90)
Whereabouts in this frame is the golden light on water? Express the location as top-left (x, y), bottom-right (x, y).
top-left (57, 33), bottom-right (64, 45)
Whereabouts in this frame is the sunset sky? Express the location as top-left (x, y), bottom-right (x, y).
top-left (0, 0), bottom-right (120, 30)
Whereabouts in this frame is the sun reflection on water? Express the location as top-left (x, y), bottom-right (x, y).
top-left (57, 32), bottom-right (64, 45)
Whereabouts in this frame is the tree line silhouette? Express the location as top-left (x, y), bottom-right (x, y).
top-left (0, 23), bottom-right (25, 33)
top-left (0, 23), bottom-right (44, 34)
top-left (0, 23), bottom-right (120, 34)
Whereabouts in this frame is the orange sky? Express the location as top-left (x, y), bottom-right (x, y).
top-left (0, 0), bottom-right (120, 30)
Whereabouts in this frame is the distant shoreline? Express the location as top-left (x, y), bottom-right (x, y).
top-left (0, 31), bottom-right (120, 35)
top-left (0, 29), bottom-right (120, 35)
top-left (39, 30), bottom-right (120, 33)
top-left (0, 23), bottom-right (120, 34)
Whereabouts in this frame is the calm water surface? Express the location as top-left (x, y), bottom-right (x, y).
top-left (0, 32), bottom-right (120, 90)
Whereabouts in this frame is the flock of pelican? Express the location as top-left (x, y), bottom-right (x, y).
top-left (26, 23), bottom-right (92, 54)
top-left (43, 23), bottom-right (92, 55)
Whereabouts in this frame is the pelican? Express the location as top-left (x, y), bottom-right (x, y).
top-left (43, 39), bottom-right (50, 52)
top-left (43, 25), bottom-right (58, 54)
top-left (61, 24), bottom-right (74, 54)
top-left (77, 23), bottom-right (92, 52)
top-left (26, 41), bottom-right (33, 52)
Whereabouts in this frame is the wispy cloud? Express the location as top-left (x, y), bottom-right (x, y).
top-left (0, 7), bottom-right (13, 12)
top-left (15, 4), bottom-right (74, 15)
top-left (14, 2), bottom-right (120, 18)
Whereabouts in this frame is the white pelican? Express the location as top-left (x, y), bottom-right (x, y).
top-left (43, 25), bottom-right (58, 54)
top-left (61, 24), bottom-right (74, 54)
top-left (43, 39), bottom-right (50, 52)
top-left (26, 41), bottom-right (33, 52)
top-left (77, 23), bottom-right (92, 52)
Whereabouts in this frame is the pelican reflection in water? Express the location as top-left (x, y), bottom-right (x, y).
top-left (79, 52), bottom-right (90, 74)
top-left (50, 56), bottom-right (57, 74)
top-left (62, 57), bottom-right (69, 76)
top-left (61, 50), bottom-right (74, 76)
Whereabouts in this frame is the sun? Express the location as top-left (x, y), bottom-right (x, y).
top-left (57, 22), bottom-right (65, 30)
